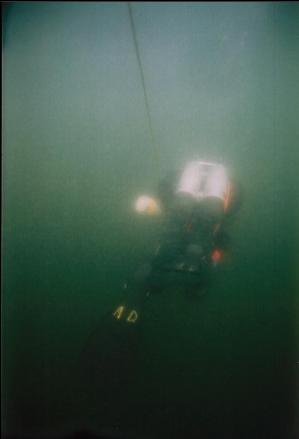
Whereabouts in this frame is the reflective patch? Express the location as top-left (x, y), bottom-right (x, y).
top-left (113, 305), bottom-right (125, 320)
top-left (127, 310), bottom-right (138, 323)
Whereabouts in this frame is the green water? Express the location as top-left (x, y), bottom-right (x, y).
top-left (2, 2), bottom-right (299, 438)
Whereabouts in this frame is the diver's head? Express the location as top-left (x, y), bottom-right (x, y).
top-left (134, 195), bottom-right (161, 215)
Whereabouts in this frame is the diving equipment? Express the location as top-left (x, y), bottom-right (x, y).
top-left (135, 195), bottom-right (161, 215)
top-left (176, 161), bottom-right (230, 204)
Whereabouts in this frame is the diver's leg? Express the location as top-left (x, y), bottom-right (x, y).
top-left (110, 261), bottom-right (156, 325)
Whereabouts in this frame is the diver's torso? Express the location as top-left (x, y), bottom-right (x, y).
top-left (152, 206), bottom-right (217, 275)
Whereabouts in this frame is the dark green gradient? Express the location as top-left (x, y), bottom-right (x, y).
top-left (2, 2), bottom-right (299, 438)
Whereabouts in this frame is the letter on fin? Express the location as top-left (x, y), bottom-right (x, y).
top-left (127, 309), bottom-right (138, 323)
top-left (113, 305), bottom-right (125, 320)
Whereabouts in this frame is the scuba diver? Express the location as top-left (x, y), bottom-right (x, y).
top-left (112, 160), bottom-right (242, 325)
top-left (79, 160), bottom-right (242, 426)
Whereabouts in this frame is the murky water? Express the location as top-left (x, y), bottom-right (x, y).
top-left (2, 2), bottom-right (299, 438)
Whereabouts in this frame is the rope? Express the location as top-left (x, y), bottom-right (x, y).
top-left (127, 2), bottom-right (161, 180)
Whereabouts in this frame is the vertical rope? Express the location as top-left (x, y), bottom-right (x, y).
top-left (127, 2), bottom-right (160, 180)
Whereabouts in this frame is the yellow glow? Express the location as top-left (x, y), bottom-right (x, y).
top-left (134, 195), bottom-right (161, 215)
top-left (127, 309), bottom-right (138, 323)
top-left (223, 183), bottom-right (232, 212)
top-left (113, 305), bottom-right (125, 320)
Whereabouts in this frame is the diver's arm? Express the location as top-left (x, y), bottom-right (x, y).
top-left (134, 171), bottom-right (178, 217)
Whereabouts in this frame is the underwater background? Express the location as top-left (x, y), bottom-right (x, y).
top-left (2, 2), bottom-right (299, 438)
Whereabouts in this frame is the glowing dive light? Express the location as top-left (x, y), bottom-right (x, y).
top-left (135, 195), bottom-right (161, 215)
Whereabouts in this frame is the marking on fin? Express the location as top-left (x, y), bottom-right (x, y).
top-left (127, 309), bottom-right (138, 323)
top-left (113, 305), bottom-right (125, 320)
